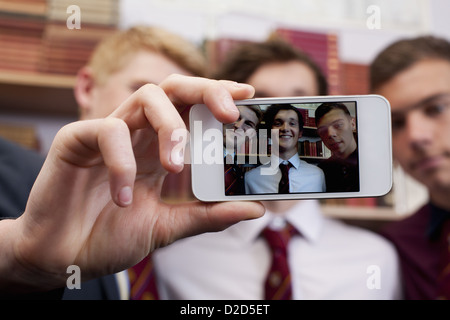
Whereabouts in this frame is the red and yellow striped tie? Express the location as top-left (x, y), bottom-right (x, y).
top-left (128, 254), bottom-right (159, 300)
top-left (262, 223), bottom-right (297, 300)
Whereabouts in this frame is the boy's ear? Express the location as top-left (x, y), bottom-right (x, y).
top-left (74, 66), bottom-right (95, 119)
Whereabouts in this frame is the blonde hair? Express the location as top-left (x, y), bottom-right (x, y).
top-left (87, 25), bottom-right (207, 85)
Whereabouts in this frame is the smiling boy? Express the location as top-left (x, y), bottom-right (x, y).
top-left (244, 104), bottom-right (326, 194)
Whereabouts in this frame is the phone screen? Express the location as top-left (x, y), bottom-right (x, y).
top-left (223, 101), bottom-right (359, 196)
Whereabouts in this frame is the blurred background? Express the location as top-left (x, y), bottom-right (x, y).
top-left (1, 0), bottom-right (447, 223)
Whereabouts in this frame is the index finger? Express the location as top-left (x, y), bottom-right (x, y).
top-left (159, 75), bottom-right (255, 124)
top-left (109, 83), bottom-right (186, 173)
top-left (108, 76), bottom-right (255, 173)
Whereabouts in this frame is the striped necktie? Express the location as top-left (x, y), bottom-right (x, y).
top-left (128, 254), bottom-right (159, 300)
top-left (278, 162), bottom-right (292, 194)
top-left (262, 223), bottom-right (297, 300)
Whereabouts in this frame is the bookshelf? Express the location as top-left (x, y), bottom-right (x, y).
top-left (0, 71), bottom-right (77, 116)
top-left (297, 107), bottom-right (332, 161)
top-left (0, 70), bottom-right (75, 88)
top-left (0, 0), bottom-right (118, 116)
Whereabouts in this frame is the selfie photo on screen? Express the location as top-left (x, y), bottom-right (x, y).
top-left (223, 101), bottom-right (359, 195)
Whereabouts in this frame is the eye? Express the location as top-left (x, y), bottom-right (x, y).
top-left (391, 116), bottom-right (405, 131)
top-left (333, 121), bottom-right (344, 130)
top-left (244, 121), bottom-right (256, 129)
top-left (423, 101), bottom-right (449, 117)
top-left (273, 120), bottom-right (282, 127)
top-left (317, 126), bottom-right (327, 137)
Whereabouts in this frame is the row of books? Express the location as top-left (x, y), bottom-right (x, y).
top-left (39, 22), bottom-right (117, 75)
top-left (298, 108), bottom-right (318, 128)
top-left (276, 28), bottom-right (341, 95)
top-left (0, 0), bottom-right (118, 75)
top-left (47, 0), bottom-right (119, 26)
top-left (298, 139), bottom-right (331, 158)
top-left (0, 123), bottom-right (40, 151)
top-left (0, 6), bottom-right (45, 73)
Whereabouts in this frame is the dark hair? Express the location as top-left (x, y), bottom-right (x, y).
top-left (213, 38), bottom-right (328, 95)
top-left (263, 104), bottom-right (304, 131)
top-left (315, 102), bottom-right (351, 127)
top-left (245, 104), bottom-right (263, 123)
top-left (370, 35), bottom-right (450, 91)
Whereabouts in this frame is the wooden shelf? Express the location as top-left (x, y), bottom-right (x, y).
top-left (322, 204), bottom-right (405, 221)
top-left (0, 70), bottom-right (75, 88)
top-left (0, 1), bottom-right (47, 17)
top-left (0, 70), bottom-right (78, 116)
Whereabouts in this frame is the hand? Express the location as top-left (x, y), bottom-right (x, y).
top-left (1, 75), bottom-right (264, 294)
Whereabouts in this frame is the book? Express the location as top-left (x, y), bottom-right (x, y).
top-left (0, 11), bottom-right (45, 73)
top-left (0, 0), bottom-right (118, 75)
top-left (275, 28), bottom-right (341, 95)
top-left (47, 0), bottom-right (119, 26)
top-left (38, 22), bottom-right (117, 75)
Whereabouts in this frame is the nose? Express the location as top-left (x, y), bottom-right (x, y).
top-left (279, 122), bottom-right (290, 131)
top-left (327, 125), bottom-right (337, 138)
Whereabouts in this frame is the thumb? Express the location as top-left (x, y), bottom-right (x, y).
top-left (168, 201), bottom-right (265, 241)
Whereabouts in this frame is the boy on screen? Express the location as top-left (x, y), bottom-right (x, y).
top-left (223, 105), bottom-right (262, 195)
top-left (315, 102), bottom-right (359, 192)
top-left (245, 104), bottom-right (326, 194)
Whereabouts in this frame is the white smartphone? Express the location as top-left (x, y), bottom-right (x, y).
top-left (189, 95), bottom-right (392, 202)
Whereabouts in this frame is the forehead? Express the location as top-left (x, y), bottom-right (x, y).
top-left (238, 106), bottom-right (258, 121)
top-left (247, 61), bottom-right (318, 97)
top-left (376, 59), bottom-right (450, 112)
top-left (317, 108), bottom-right (348, 124)
top-left (107, 50), bottom-right (192, 85)
top-left (274, 109), bottom-right (298, 120)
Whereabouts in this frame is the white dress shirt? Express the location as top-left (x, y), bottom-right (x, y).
top-left (244, 155), bottom-right (326, 194)
top-left (153, 200), bottom-right (402, 300)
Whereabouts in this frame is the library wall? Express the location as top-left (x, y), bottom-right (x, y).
top-left (0, 0), bottom-right (119, 153)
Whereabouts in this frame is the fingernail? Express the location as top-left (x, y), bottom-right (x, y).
top-left (171, 146), bottom-right (185, 166)
top-left (118, 186), bottom-right (133, 206)
top-left (170, 128), bottom-right (187, 167)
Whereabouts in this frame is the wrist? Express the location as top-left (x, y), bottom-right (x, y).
top-left (0, 218), bottom-right (25, 295)
top-left (0, 217), bottom-right (65, 296)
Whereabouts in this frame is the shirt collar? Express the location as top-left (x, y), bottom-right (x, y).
top-left (426, 202), bottom-right (450, 240)
top-left (287, 154), bottom-right (301, 170)
top-left (228, 200), bottom-right (324, 243)
top-left (277, 154), bottom-right (301, 170)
